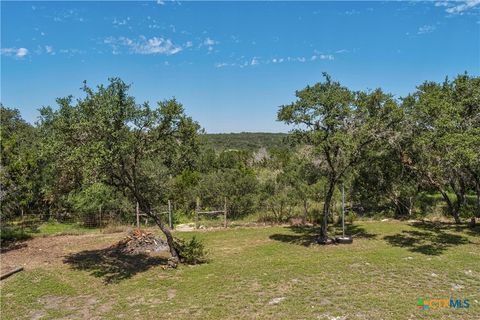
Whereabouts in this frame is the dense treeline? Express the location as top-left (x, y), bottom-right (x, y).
top-left (1, 73), bottom-right (479, 242)
top-left (201, 132), bottom-right (288, 151)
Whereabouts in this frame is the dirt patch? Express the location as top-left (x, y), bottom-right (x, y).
top-left (31, 294), bottom-right (101, 319)
top-left (0, 233), bottom-right (124, 274)
top-left (167, 288), bottom-right (176, 300)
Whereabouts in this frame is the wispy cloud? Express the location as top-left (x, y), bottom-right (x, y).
top-left (52, 9), bottom-right (84, 23)
top-left (311, 54), bottom-right (334, 61)
top-left (104, 36), bottom-right (183, 55)
top-left (58, 48), bottom-right (85, 56)
top-left (45, 45), bottom-right (55, 55)
top-left (215, 62), bottom-right (229, 68)
top-left (215, 52), bottom-right (334, 69)
top-left (345, 9), bottom-right (360, 16)
top-left (1, 47), bottom-right (29, 58)
top-left (435, 0), bottom-right (480, 14)
top-left (250, 57), bottom-right (259, 65)
top-left (112, 17), bottom-right (129, 27)
top-left (201, 37), bottom-right (218, 51)
top-left (417, 24), bottom-right (436, 34)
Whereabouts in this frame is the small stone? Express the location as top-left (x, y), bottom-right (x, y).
top-left (268, 297), bottom-right (285, 305)
top-left (451, 283), bottom-right (464, 291)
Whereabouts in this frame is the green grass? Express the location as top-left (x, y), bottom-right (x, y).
top-left (35, 221), bottom-right (99, 236)
top-left (1, 221), bottom-right (99, 242)
top-left (1, 221), bottom-right (479, 319)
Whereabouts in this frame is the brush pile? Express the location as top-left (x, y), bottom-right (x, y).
top-left (113, 229), bottom-right (168, 255)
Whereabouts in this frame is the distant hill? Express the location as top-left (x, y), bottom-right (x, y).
top-left (201, 132), bottom-right (289, 151)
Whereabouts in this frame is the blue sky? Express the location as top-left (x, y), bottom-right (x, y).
top-left (1, 1), bottom-right (479, 133)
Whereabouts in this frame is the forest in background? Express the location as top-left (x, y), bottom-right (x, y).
top-left (1, 73), bottom-right (479, 244)
top-left (201, 132), bottom-right (288, 152)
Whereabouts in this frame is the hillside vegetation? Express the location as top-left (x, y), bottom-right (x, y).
top-left (201, 132), bottom-right (289, 151)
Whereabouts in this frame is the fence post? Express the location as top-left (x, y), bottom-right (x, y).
top-left (224, 197), bottom-right (227, 228)
top-left (21, 208), bottom-right (24, 234)
top-left (99, 204), bottom-right (103, 228)
top-left (136, 201), bottom-right (140, 228)
top-left (195, 197), bottom-right (200, 229)
top-left (168, 199), bottom-right (173, 229)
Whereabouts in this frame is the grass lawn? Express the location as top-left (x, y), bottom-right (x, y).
top-left (1, 221), bottom-right (101, 242)
top-left (1, 221), bottom-right (479, 319)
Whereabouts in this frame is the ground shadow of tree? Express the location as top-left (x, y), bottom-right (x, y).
top-left (410, 221), bottom-right (480, 237)
top-left (269, 224), bottom-right (377, 246)
top-left (0, 239), bottom-right (29, 253)
top-left (383, 222), bottom-right (472, 256)
top-left (63, 248), bottom-right (169, 284)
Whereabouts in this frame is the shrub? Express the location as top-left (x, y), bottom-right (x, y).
top-left (346, 211), bottom-right (357, 224)
top-left (174, 236), bottom-right (208, 264)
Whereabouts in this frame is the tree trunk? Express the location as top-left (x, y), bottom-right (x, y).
top-left (439, 189), bottom-right (461, 224)
top-left (149, 211), bottom-right (179, 261)
top-left (135, 197), bottom-right (179, 261)
top-left (302, 199), bottom-right (308, 224)
top-left (321, 180), bottom-right (335, 242)
top-left (469, 170), bottom-right (480, 212)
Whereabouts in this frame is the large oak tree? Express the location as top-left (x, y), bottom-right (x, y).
top-left (39, 78), bottom-right (201, 260)
top-left (278, 73), bottom-right (402, 242)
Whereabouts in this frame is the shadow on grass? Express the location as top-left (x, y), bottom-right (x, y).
top-left (269, 224), bottom-right (377, 246)
top-left (383, 221), bottom-right (472, 256)
top-left (0, 227), bottom-right (32, 253)
top-left (410, 221), bottom-right (480, 237)
top-left (269, 226), bottom-right (319, 246)
top-left (63, 247), bottom-right (169, 284)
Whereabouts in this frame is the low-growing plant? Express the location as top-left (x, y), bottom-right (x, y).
top-left (174, 236), bottom-right (208, 264)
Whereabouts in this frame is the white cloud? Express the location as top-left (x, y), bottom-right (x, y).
top-left (435, 1), bottom-right (450, 7)
top-left (320, 54), bottom-right (334, 60)
top-left (104, 36), bottom-right (183, 55)
top-left (217, 51), bottom-right (334, 69)
top-left (203, 38), bottom-right (216, 46)
top-left (45, 45), bottom-right (55, 54)
top-left (185, 41), bottom-right (193, 48)
top-left (135, 37), bottom-right (182, 55)
top-left (58, 48), bottom-right (85, 56)
top-left (16, 48), bottom-right (28, 57)
top-left (157, 0), bottom-right (165, 5)
top-left (345, 9), bottom-right (360, 15)
top-left (1, 47), bottom-right (28, 58)
top-left (417, 24), bottom-right (436, 34)
top-left (335, 49), bottom-right (348, 54)
top-left (201, 37), bottom-right (218, 52)
top-left (113, 18), bottom-right (127, 27)
top-left (52, 9), bottom-right (84, 23)
top-left (436, 0), bottom-right (480, 14)
top-left (311, 54), bottom-right (334, 61)
top-left (214, 62), bottom-right (229, 68)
